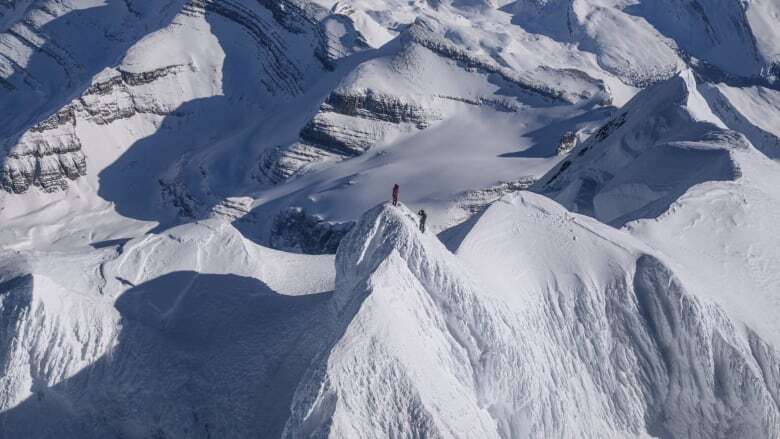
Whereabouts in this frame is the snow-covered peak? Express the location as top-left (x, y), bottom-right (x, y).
top-left (283, 191), bottom-right (780, 438)
top-left (536, 70), bottom-right (750, 225)
top-left (333, 202), bottom-right (468, 309)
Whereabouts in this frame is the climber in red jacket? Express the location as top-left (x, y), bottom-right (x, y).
top-left (392, 184), bottom-right (400, 206)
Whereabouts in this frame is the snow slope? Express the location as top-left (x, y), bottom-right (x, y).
top-left (285, 200), bottom-right (780, 438)
top-left (534, 66), bottom-right (780, 345)
top-left (0, 217), bottom-right (334, 437)
top-left (627, 142), bottom-right (780, 348)
top-left (536, 69), bottom-right (743, 226)
top-left (4, 197), bottom-right (780, 437)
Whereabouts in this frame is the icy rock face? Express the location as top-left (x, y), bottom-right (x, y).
top-left (320, 10), bottom-right (372, 59)
top-left (0, 63), bottom-right (198, 194)
top-left (182, 0), bottom-right (332, 90)
top-left (282, 198), bottom-right (780, 438)
top-left (454, 178), bottom-right (536, 214)
top-left (0, 0), bottom-right (185, 132)
top-left (537, 70), bottom-right (745, 225)
top-left (269, 206), bottom-right (354, 254)
top-left (0, 0), bottom-right (186, 194)
top-left (0, 108), bottom-right (86, 193)
top-left (321, 90), bottom-right (439, 129)
top-left (0, 60), bottom-right (202, 193)
top-left (0, 0), bottom-right (331, 195)
top-left (75, 65), bottom-right (195, 124)
top-left (555, 130), bottom-right (578, 155)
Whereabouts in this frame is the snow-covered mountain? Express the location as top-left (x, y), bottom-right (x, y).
top-left (2, 0), bottom-right (780, 438)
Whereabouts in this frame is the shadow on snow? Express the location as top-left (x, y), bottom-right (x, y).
top-left (0, 270), bottom-right (359, 438)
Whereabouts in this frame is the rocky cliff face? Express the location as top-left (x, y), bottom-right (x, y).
top-left (0, 0), bottom-right (187, 194)
top-left (0, 63), bottom-right (195, 193)
top-left (1, 107), bottom-right (86, 193)
top-left (258, 89), bottom-right (443, 183)
top-left (255, 14), bottom-right (615, 186)
top-left (0, 0), bottom-right (331, 195)
top-left (182, 0), bottom-right (332, 93)
top-left (269, 206), bottom-right (354, 254)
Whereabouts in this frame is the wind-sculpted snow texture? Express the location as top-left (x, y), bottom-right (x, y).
top-left (0, 220), bottom-right (335, 438)
top-left (3, 0), bottom-right (780, 438)
top-left (6, 201), bottom-right (775, 438)
top-left (280, 201), bottom-right (780, 438)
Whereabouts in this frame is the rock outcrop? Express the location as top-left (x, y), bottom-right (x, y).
top-left (0, 0), bottom-right (331, 194)
top-left (269, 206), bottom-right (354, 254)
top-left (1, 108), bottom-right (86, 193)
top-left (258, 89), bottom-right (443, 184)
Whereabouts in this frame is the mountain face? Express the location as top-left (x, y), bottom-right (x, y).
top-left (284, 200), bottom-right (780, 438)
top-left (2, 1), bottom-right (780, 438)
top-left (536, 69), bottom-right (742, 226)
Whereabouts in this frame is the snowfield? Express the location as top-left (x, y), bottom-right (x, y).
top-left (2, 0), bottom-right (780, 438)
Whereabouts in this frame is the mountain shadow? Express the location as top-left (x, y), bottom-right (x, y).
top-left (0, 1), bottom-right (186, 191)
top-left (0, 270), bottom-right (357, 438)
top-left (96, 1), bottom-right (331, 231)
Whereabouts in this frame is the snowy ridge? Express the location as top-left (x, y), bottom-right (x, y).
top-left (537, 70), bottom-right (746, 225)
top-left (285, 202), bottom-right (524, 438)
top-left (457, 193), bottom-right (780, 437)
top-left (2, 197), bottom-right (780, 437)
top-left (0, 219), bottom-right (335, 437)
top-left (283, 199), bottom-right (780, 438)
top-left (0, 262), bottom-right (119, 420)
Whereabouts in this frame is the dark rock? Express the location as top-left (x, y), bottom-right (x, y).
top-left (269, 206), bottom-right (354, 254)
